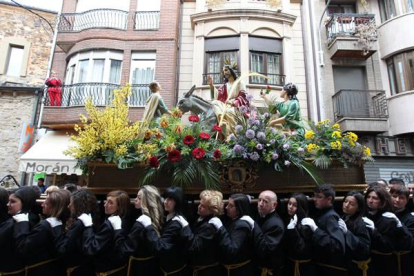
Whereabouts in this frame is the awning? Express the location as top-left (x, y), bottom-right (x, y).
top-left (19, 131), bottom-right (82, 175)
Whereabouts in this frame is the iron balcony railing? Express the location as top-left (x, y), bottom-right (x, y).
top-left (326, 13), bottom-right (376, 45)
top-left (332, 89), bottom-right (388, 121)
top-left (202, 73), bottom-right (285, 86)
top-left (134, 11), bottom-right (160, 30)
top-left (58, 9), bottom-right (128, 32)
top-left (249, 73), bottom-right (285, 86)
top-left (44, 83), bottom-right (151, 107)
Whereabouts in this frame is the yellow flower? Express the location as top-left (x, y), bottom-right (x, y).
top-left (174, 124), bottom-right (183, 134)
top-left (331, 131), bottom-right (342, 139)
top-left (333, 123), bottom-right (340, 129)
top-left (155, 132), bottom-right (163, 139)
top-left (144, 131), bottom-right (153, 139)
top-left (115, 144), bottom-right (128, 157)
top-left (330, 141), bottom-right (342, 150)
top-left (346, 132), bottom-right (358, 142)
top-left (171, 107), bottom-right (183, 118)
top-left (306, 143), bottom-right (320, 153)
top-left (160, 117), bottom-right (169, 128)
top-left (305, 130), bottom-right (315, 140)
top-left (364, 146), bottom-right (371, 156)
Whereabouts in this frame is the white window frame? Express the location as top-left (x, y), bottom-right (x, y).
top-left (129, 52), bottom-right (156, 84)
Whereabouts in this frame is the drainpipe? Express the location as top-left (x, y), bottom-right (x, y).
top-left (37, 1), bottom-right (63, 129)
top-left (174, 0), bottom-right (184, 105)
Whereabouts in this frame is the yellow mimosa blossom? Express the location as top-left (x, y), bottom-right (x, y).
top-left (330, 141), bottom-right (342, 150)
top-left (364, 146), bottom-right (371, 156)
top-left (305, 130), bottom-right (315, 140)
top-left (331, 131), bottom-right (342, 139)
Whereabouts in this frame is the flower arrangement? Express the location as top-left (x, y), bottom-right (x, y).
top-left (140, 110), bottom-right (231, 188)
top-left (302, 119), bottom-right (373, 169)
top-left (64, 85), bottom-right (153, 173)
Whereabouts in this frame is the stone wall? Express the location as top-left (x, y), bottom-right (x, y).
top-left (0, 92), bottom-right (37, 183)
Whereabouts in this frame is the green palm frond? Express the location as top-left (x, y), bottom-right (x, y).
top-left (291, 159), bottom-right (323, 185)
top-left (197, 160), bottom-right (220, 190)
top-left (172, 159), bottom-right (197, 187)
top-left (313, 155), bottom-right (332, 169)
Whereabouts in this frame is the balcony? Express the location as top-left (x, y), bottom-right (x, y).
top-left (58, 9), bottom-right (128, 32)
top-left (42, 83), bottom-right (150, 128)
top-left (134, 11), bottom-right (160, 30)
top-left (201, 73), bottom-right (285, 86)
top-left (326, 13), bottom-right (377, 59)
top-left (332, 89), bottom-right (388, 133)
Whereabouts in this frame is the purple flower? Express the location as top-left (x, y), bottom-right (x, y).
top-left (239, 106), bottom-right (248, 114)
top-left (284, 160), bottom-right (291, 166)
top-left (256, 144), bottom-right (264, 150)
top-left (298, 147), bottom-right (304, 153)
top-left (246, 129), bottom-right (255, 139)
top-left (269, 139), bottom-right (276, 144)
top-left (246, 94), bottom-right (254, 101)
top-left (243, 153), bottom-right (249, 159)
top-left (228, 133), bottom-right (236, 141)
top-left (291, 131), bottom-right (297, 136)
top-left (249, 152), bottom-right (260, 161)
top-left (281, 133), bottom-right (286, 139)
top-left (257, 132), bottom-right (266, 141)
top-left (235, 125), bottom-right (243, 133)
top-left (248, 117), bottom-right (256, 125)
top-left (272, 152), bottom-right (279, 160)
top-left (263, 112), bottom-right (270, 118)
top-left (254, 120), bottom-right (260, 126)
top-left (233, 144), bottom-right (244, 154)
top-left (270, 128), bottom-right (278, 134)
top-left (283, 143), bottom-right (290, 150)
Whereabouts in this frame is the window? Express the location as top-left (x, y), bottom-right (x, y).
top-left (6, 46), bottom-right (24, 77)
top-left (249, 36), bottom-right (284, 86)
top-left (204, 37), bottom-right (239, 85)
top-left (379, 0), bottom-right (413, 22)
top-left (386, 49), bottom-right (414, 94)
top-left (135, 0), bottom-right (161, 30)
top-left (327, 4), bottom-right (356, 15)
top-left (129, 52), bottom-right (155, 106)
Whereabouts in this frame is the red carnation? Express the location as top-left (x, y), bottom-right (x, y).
top-left (213, 149), bottom-right (221, 159)
top-left (167, 150), bottom-right (181, 162)
top-left (199, 132), bottom-right (210, 140)
top-left (212, 125), bottom-right (222, 132)
top-left (148, 156), bottom-right (160, 168)
top-left (192, 148), bottom-right (206, 159)
top-left (183, 135), bottom-right (195, 145)
top-left (189, 115), bottom-right (199, 122)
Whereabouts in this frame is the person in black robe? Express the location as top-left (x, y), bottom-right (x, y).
top-left (284, 193), bottom-right (315, 276)
top-left (247, 190), bottom-right (285, 276)
top-left (0, 187), bottom-right (25, 275)
top-left (182, 190), bottom-right (225, 276)
top-left (112, 185), bottom-right (163, 276)
top-left (53, 188), bottom-right (99, 276)
top-left (80, 190), bottom-right (130, 276)
top-left (365, 185), bottom-right (412, 276)
top-left (142, 186), bottom-right (189, 275)
top-left (339, 191), bottom-right (370, 276)
top-left (301, 184), bottom-right (347, 276)
top-left (13, 189), bottom-right (70, 276)
top-left (390, 185), bottom-right (414, 276)
top-left (209, 193), bottom-right (255, 276)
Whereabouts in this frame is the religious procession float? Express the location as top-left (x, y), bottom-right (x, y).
top-left (64, 82), bottom-right (373, 196)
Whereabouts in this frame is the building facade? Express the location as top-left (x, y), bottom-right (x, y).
top-left (0, 1), bottom-right (56, 185)
top-left (42, 0), bottom-right (181, 128)
top-left (178, 0), bottom-right (309, 118)
top-left (304, 0), bottom-right (414, 184)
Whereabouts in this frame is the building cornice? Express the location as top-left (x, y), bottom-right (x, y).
top-left (190, 9), bottom-right (297, 29)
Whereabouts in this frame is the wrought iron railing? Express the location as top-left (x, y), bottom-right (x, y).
top-left (250, 73), bottom-right (285, 86)
top-left (326, 13), bottom-right (376, 45)
top-left (332, 89), bottom-right (388, 121)
top-left (58, 9), bottom-right (128, 32)
top-left (134, 11), bottom-right (160, 30)
top-left (44, 83), bottom-right (151, 107)
top-left (202, 73), bottom-right (222, 85)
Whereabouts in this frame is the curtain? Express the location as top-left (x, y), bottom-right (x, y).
top-left (267, 54), bottom-right (280, 85)
top-left (109, 60), bottom-right (122, 84)
top-left (251, 53), bottom-right (264, 84)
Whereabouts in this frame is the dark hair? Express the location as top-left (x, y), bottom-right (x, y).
top-left (390, 185), bottom-right (410, 201)
top-left (70, 189), bottom-right (100, 227)
top-left (164, 187), bottom-right (185, 216)
top-left (106, 190), bottom-right (130, 218)
top-left (63, 183), bottom-right (78, 193)
top-left (389, 178), bottom-right (405, 185)
top-left (365, 186), bottom-right (393, 213)
top-left (344, 191), bottom-right (366, 222)
top-left (289, 193), bottom-right (308, 221)
top-left (38, 178), bottom-right (45, 182)
top-left (283, 82), bottom-right (299, 101)
top-left (222, 65), bottom-right (238, 81)
top-left (229, 193), bottom-right (251, 217)
top-left (13, 186), bottom-right (39, 213)
top-left (314, 184), bottom-right (335, 203)
top-left (0, 187), bottom-right (9, 217)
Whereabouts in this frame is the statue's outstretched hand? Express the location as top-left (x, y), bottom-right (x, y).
top-left (206, 76), bottom-right (213, 86)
